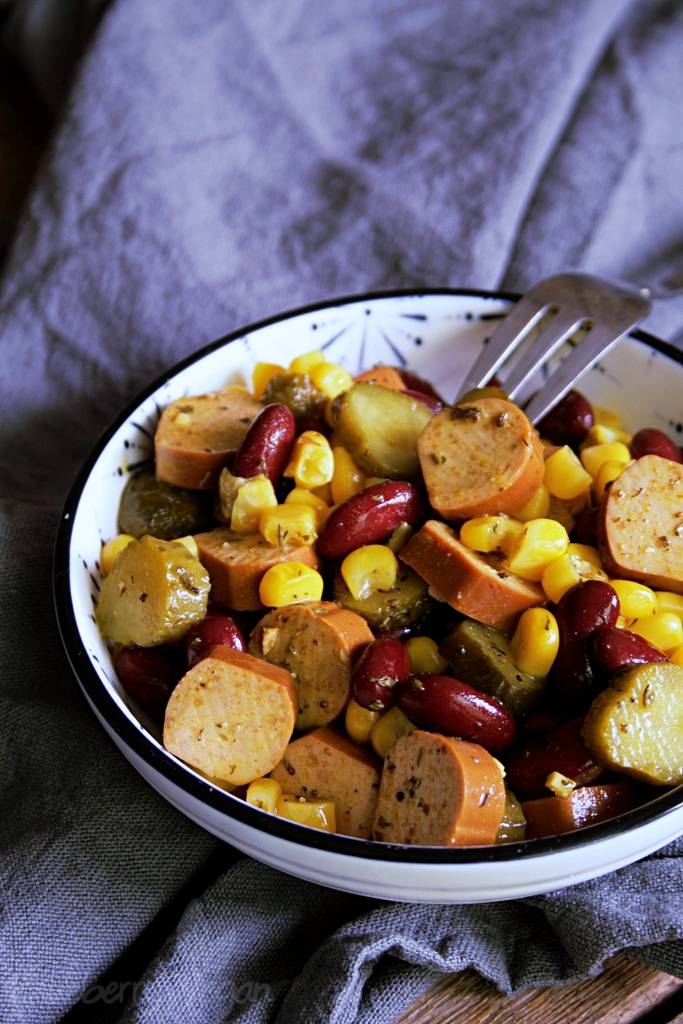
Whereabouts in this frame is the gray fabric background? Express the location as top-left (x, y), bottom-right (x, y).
top-left (1, 1), bottom-right (682, 1021)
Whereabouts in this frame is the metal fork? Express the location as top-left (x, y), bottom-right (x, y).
top-left (456, 273), bottom-right (652, 423)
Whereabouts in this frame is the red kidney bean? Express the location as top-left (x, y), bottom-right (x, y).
top-left (592, 627), bottom-right (669, 676)
top-left (548, 604), bottom-right (597, 711)
top-left (318, 481), bottom-right (424, 559)
top-left (351, 638), bottom-right (411, 712)
top-left (295, 415), bottom-right (331, 437)
top-left (401, 388), bottom-right (443, 414)
top-left (184, 614), bottom-right (245, 667)
top-left (538, 389), bottom-right (594, 447)
top-left (232, 403), bottom-right (296, 482)
top-left (397, 369), bottom-right (443, 401)
top-left (505, 718), bottom-right (602, 798)
top-left (397, 674), bottom-right (516, 753)
top-left (572, 506), bottom-right (599, 546)
top-left (559, 580), bottom-right (620, 638)
top-left (630, 427), bottom-right (682, 464)
top-left (521, 709), bottom-right (562, 735)
top-left (115, 646), bottom-right (183, 710)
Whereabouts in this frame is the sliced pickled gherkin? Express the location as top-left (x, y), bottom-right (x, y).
top-left (262, 372), bottom-right (327, 421)
top-left (96, 535), bottom-right (210, 646)
top-left (329, 383), bottom-right (433, 479)
top-left (442, 619), bottom-right (545, 715)
top-left (119, 469), bottom-right (211, 540)
top-left (333, 564), bottom-right (431, 634)
top-left (495, 787), bottom-right (526, 843)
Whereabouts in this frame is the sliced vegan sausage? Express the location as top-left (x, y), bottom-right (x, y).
top-left (521, 783), bottom-right (637, 840)
top-left (249, 601), bottom-right (373, 730)
top-left (270, 727), bottom-right (382, 838)
top-left (194, 528), bottom-right (319, 611)
top-left (353, 366), bottom-right (405, 390)
top-left (155, 390), bottom-right (263, 490)
top-left (418, 398), bottom-right (545, 519)
top-left (163, 646), bottom-right (296, 786)
top-left (600, 455), bottom-right (683, 593)
top-left (372, 731), bottom-right (506, 845)
top-left (400, 520), bottom-right (544, 631)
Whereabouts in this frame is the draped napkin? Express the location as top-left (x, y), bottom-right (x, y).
top-left (1, 1), bottom-right (682, 1021)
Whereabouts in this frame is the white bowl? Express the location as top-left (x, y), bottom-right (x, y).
top-left (53, 289), bottom-right (683, 903)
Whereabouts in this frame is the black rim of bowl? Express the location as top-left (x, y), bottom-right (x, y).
top-left (53, 287), bottom-right (683, 865)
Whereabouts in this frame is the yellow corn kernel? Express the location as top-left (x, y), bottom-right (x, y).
top-left (288, 349), bottom-right (325, 374)
top-left (341, 544), bottom-right (398, 601)
top-left (172, 535), bottom-right (199, 558)
top-left (545, 771), bottom-right (577, 798)
top-left (309, 362), bottom-right (353, 399)
top-left (630, 613), bottom-right (683, 653)
top-left (516, 484), bottom-right (551, 522)
top-left (582, 423), bottom-right (632, 448)
top-left (541, 551), bottom-right (607, 604)
top-left (312, 482), bottom-right (333, 504)
top-left (460, 515), bottom-right (524, 556)
top-left (100, 534), bottom-right (135, 575)
top-left (260, 504), bottom-right (317, 547)
top-left (252, 362), bottom-right (285, 398)
top-left (544, 446), bottom-right (593, 501)
top-left (345, 698), bottom-right (380, 743)
top-left (258, 562), bottom-right (324, 607)
top-left (654, 592), bottom-right (683, 620)
top-left (277, 794), bottom-right (336, 832)
top-left (580, 442), bottom-right (631, 479)
top-left (610, 580), bottom-right (657, 620)
top-left (505, 519), bottom-right (570, 582)
top-left (406, 636), bottom-right (448, 674)
top-left (285, 431), bottom-right (334, 488)
top-left (594, 459), bottom-right (627, 501)
top-left (230, 475), bottom-right (277, 533)
top-left (511, 608), bottom-right (560, 677)
top-left (331, 446), bottom-right (365, 504)
top-left (371, 706), bottom-right (415, 759)
top-left (246, 778), bottom-right (282, 813)
top-left (285, 487), bottom-right (330, 526)
top-left (566, 543), bottom-right (602, 568)
top-left (592, 404), bottom-right (623, 430)
top-left (671, 645), bottom-right (683, 668)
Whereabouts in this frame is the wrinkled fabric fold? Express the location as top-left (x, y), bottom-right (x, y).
top-left (1, 1), bottom-right (682, 1022)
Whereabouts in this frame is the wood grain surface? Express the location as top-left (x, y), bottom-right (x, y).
top-left (2, 50), bottom-right (681, 1024)
top-left (398, 953), bottom-right (683, 1024)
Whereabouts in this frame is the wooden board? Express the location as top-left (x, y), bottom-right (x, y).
top-left (398, 954), bottom-right (683, 1024)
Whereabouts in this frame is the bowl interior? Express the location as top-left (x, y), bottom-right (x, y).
top-left (63, 291), bottom-right (683, 841)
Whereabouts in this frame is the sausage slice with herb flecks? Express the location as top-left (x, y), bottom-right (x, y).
top-left (270, 727), bottom-right (381, 838)
top-left (163, 646), bottom-right (296, 786)
top-left (600, 455), bottom-right (683, 594)
top-left (400, 520), bottom-right (543, 632)
top-left (372, 731), bottom-right (506, 845)
top-left (155, 390), bottom-right (263, 490)
top-left (250, 601), bottom-right (373, 730)
top-left (418, 398), bottom-right (544, 519)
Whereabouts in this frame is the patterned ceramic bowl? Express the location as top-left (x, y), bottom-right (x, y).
top-left (53, 289), bottom-right (683, 903)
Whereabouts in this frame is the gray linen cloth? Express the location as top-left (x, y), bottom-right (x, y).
top-left (1, 1), bottom-right (683, 1021)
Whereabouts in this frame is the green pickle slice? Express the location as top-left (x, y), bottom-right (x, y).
top-left (333, 564), bottom-right (431, 634)
top-left (96, 536), bottom-right (210, 647)
top-left (442, 619), bottom-right (545, 715)
top-left (119, 469), bottom-right (211, 541)
top-left (495, 787), bottom-right (526, 843)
